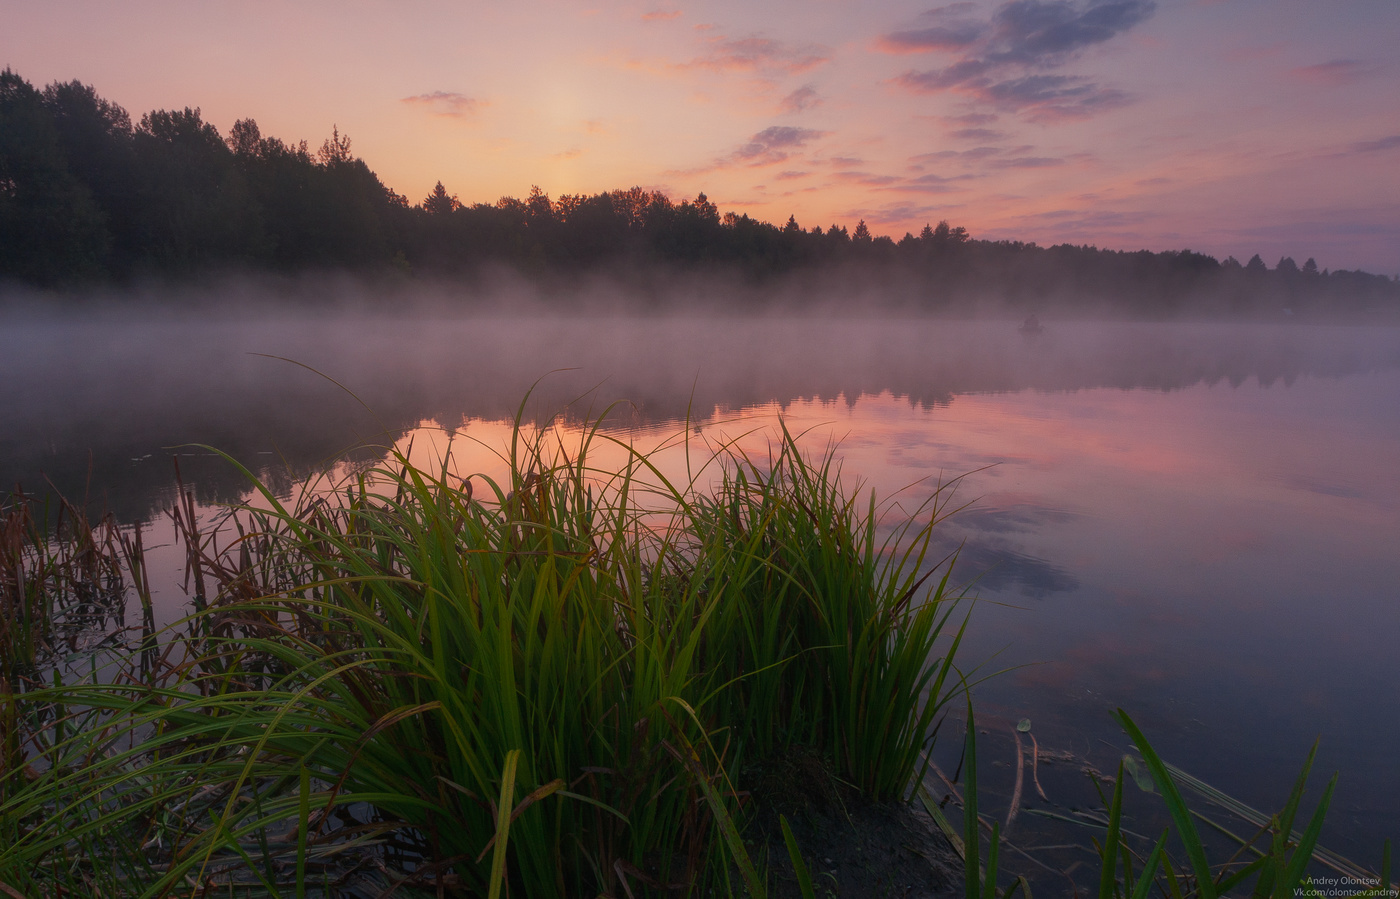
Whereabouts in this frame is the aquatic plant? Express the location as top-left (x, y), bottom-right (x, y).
top-left (0, 408), bottom-right (966, 896)
top-left (925, 708), bottom-right (1393, 899)
top-left (0, 489), bottom-right (140, 681)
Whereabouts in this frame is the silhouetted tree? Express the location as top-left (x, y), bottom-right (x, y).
top-left (423, 181), bottom-right (458, 215)
top-left (226, 118), bottom-right (262, 158)
top-left (691, 192), bottom-right (718, 224)
top-left (317, 126), bottom-right (352, 166)
top-left (0, 69), bottom-right (108, 282)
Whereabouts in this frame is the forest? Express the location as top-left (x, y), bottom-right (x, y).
top-left (2, 68), bottom-right (1397, 316)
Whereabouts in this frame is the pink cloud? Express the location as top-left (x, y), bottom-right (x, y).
top-left (831, 171), bottom-right (902, 186)
top-left (1288, 59), bottom-right (1370, 86)
top-left (944, 112), bottom-right (999, 126)
top-left (894, 69), bottom-right (1133, 123)
top-left (642, 10), bottom-right (681, 22)
top-left (683, 35), bottom-right (831, 76)
top-left (779, 85), bottom-right (821, 114)
top-left (672, 125), bottom-right (828, 175)
top-left (873, 3), bottom-right (985, 54)
top-left (401, 91), bottom-right (487, 120)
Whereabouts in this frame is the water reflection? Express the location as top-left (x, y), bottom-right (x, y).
top-left (4, 315), bottom-right (1399, 522)
top-left (4, 313), bottom-right (1399, 872)
top-left (934, 505), bottom-right (1081, 597)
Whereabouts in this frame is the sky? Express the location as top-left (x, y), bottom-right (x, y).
top-left (4, 0), bottom-right (1399, 273)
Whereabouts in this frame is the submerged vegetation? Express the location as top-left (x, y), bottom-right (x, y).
top-left (936, 706), bottom-right (1392, 899)
top-left (3, 67), bottom-right (1398, 316)
top-left (0, 407), bottom-right (1392, 897)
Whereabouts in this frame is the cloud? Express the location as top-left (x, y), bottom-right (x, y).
top-left (950, 127), bottom-right (1007, 140)
top-left (642, 9), bottom-right (681, 22)
top-left (895, 175), bottom-right (969, 194)
top-left (988, 0), bottom-right (1156, 66)
top-left (828, 156), bottom-right (865, 167)
top-left (857, 200), bottom-right (970, 225)
top-left (1288, 59), bottom-right (1369, 86)
top-left (805, 168), bottom-right (981, 196)
top-left (400, 91), bottom-right (487, 120)
top-left (988, 154), bottom-right (1064, 167)
top-left (886, 0), bottom-right (1154, 121)
top-left (910, 147), bottom-right (1003, 167)
top-left (775, 170), bottom-right (810, 180)
top-left (779, 85), bottom-right (821, 113)
top-left (905, 143), bottom-right (1066, 176)
top-left (1318, 134), bottom-right (1400, 159)
top-left (878, 24), bottom-right (988, 54)
top-left (1348, 135), bottom-right (1400, 154)
top-left (733, 126), bottom-right (827, 164)
top-left (673, 126), bottom-right (828, 175)
top-left (831, 171), bottom-right (902, 186)
top-left (945, 112), bottom-right (1000, 125)
top-left (1019, 208), bottom-right (1152, 231)
top-left (896, 67), bottom-right (1132, 123)
top-left (910, 172), bottom-right (962, 184)
top-left (618, 32), bottom-right (830, 94)
top-left (984, 73), bottom-right (1131, 120)
top-left (684, 35), bottom-right (831, 76)
top-left (876, 3), bottom-right (987, 53)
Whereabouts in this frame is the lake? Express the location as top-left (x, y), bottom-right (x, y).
top-left (4, 309), bottom-right (1397, 880)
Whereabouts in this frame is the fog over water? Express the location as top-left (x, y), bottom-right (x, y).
top-left (5, 299), bottom-right (1398, 518)
top-left (4, 290), bottom-right (1399, 876)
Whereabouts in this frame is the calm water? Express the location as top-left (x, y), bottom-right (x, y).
top-left (4, 311), bottom-right (1397, 875)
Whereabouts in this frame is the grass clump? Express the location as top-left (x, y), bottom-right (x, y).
top-left (0, 409), bottom-right (967, 897)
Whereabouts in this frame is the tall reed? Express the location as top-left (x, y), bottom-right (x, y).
top-left (0, 489), bottom-right (132, 680)
top-left (0, 410), bottom-right (967, 897)
top-left (685, 422), bottom-right (966, 798)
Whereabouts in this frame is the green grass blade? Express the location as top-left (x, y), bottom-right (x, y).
top-left (1099, 761), bottom-right (1124, 899)
top-left (1129, 830), bottom-right (1171, 899)
top-left (488, 749), bottom-right (520, 899)
top-left (1277, 774), bottom-right (1337, 899)
top-left (965, 703), bottom-right (982, 899)
top-left (780, 815), bottom-right (817, 899)
top-left (296, 764), bottom-right (310, 899)
top-left (1114, 709), bottom-right (1216, 899)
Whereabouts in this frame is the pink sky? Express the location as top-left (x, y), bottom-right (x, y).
top-left (5, 0), bottom-right (1398, 272)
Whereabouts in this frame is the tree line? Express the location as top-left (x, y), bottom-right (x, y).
top-left (2, 68), bottom-right (1396, 316)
